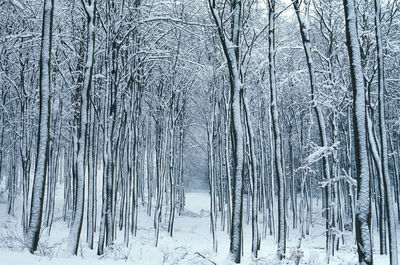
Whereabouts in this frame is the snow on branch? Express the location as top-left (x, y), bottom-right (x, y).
top-left (298, 141), bottom-right (340, 171)
top-left (319, 168), bottom-right (357, 188)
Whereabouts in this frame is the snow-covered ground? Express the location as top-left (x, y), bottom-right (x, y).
top-left (0, 190), bottom-right (396, 265)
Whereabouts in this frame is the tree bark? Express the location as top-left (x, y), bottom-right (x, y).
top-left (375, 0), bottom-right (398, 263)
top-left (208, 0), bottom-right (244, 262)
top-left (68, 0), bottom-right (96, 255)
top-left (268, 0), bottom-right (286, 259)
top-left (292, 1), bottom-right (332, 260)
top-left (343, 0), bottom-right (373, 263)
top-left (25, 0), bottom-right (54, 253)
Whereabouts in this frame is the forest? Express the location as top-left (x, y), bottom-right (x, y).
top-left (0, 0), bottom-right (399, 264)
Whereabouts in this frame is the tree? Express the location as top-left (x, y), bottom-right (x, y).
top-left (67, 0), bottom-right (96, 255)
top-left (343, 0), bottom-right (372, 264)
top-left (268, 0), bottom-right (286, 259)
top-left (208, 0), bottom-right (244, 262)
top-left (374, 0), bottom-right (398, 263)
top-left (292, 0), bottom-right (333, 260)
top-left (24, 0), bottom-right (54, 253)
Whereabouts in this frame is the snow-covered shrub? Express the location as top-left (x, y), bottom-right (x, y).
top-left (99, 243), bottom-right (130, 261)
top-left (288, 247), bottom-right (304, 265)
top-left (0, 222), bottom-right (24, 251)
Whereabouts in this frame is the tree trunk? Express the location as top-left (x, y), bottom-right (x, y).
top-left (374, 0), bottom-right (398, 263)
top-left (343, 0), bottom-right (373, 263)
top-left (24, 0), bottom-right (54, 253)
top-left (293, 1), bottom-right (332, 260)
top-left (244, 94), bottom-right (260, 257)
top-left (268, 0), bottom-right (286, 259)
top-left (68, 0), bottom-right (96, 255)
top-left (208, 0), bottom-right (244, 262)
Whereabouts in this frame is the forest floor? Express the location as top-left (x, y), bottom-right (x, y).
top-left (0, 190), bottom-right (396, 265)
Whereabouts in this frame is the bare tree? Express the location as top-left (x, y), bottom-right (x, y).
top-left (375, 0), bottom-right (398, 263)
top-left (67, 0), bottom-right (96, 255)
top-left (268, 0), bottom-right (286, 259)
top-left (343, 0), bottom-right (372, 263)
top-left (208, 0), bottom-right (244, 261)
top-left (24, 0), bottom-right (54, 253)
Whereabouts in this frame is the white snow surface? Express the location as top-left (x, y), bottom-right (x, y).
top-left (0, 189), bottom-right (396, 265)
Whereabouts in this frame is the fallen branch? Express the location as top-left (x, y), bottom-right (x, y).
top-left (194, 252), bottom-right (216, 265)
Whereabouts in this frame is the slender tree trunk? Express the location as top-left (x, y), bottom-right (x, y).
top-left (375, 0), bottom-right (398, 263)
top-left (367, 108), bottom-right (387, 254)
top-left (24, 0), bottom-right (54, 253)
top-left (343, 0), bottom-right (373, 263)
top-left (228, 65), bottom-right (244, 263)
top-left (87, 101), bottom-right (95, 249)
top-left (224, 91), bottom-right (232, 234)
top-left (268, 0), bottom-right (286, 259)
top-left (243, 93), bottom-right (260, 258)
top-left (292, 1), bottom-right (332, 260)
top-left (68, 0), bottom-right (96, 255)
top-left (208, 0), bottom-right (244, 262)
top-left (207, 110), bottom-right (218, 252)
